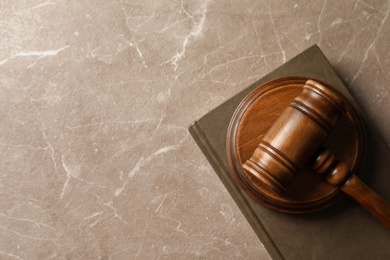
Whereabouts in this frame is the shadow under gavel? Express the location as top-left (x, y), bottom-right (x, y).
top-left (243, 79), bottom-right (390, 229)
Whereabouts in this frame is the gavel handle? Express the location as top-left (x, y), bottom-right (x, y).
top-left (313, 148), bottom-right (390, 229)
top-left (341, 174), bottom-right (390, 229)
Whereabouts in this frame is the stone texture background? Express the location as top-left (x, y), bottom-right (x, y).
top-left (0, 0), bottom-right (389, 259)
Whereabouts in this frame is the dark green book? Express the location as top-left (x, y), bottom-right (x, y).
top-left (189, 45), bottom-right (390, 259)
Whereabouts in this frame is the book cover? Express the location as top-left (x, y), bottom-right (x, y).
top-left (189, 45), bottom-right (390, 259)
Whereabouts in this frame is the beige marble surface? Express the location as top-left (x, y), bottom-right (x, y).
top-left (0, 0), bottom-right (389, 259)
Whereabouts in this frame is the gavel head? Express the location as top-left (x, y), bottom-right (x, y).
top-left (242, 80), bottom-right (348, 196)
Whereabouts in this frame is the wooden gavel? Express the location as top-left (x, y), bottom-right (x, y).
top-left (242, 79), bottom-right (390, 228)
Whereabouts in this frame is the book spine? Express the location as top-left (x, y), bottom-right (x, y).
top-left (189, 121), bottom-right (283, 260)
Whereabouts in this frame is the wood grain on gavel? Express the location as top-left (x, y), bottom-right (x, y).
top-left (243, 79), bottom-right (390, 228)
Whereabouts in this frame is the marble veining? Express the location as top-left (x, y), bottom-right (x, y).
top-left (0, 0), bottom-right (389, 259)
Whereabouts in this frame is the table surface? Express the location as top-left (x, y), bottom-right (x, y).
top-left (1, 0), bottom-right (389, 259)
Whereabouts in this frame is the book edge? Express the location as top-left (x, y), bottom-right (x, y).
top-left (188, 121), bottom-right (284, 260)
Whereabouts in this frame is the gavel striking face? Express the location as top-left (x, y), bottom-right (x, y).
top-left (238, 79), bottom-right (390, 228)
top-left (243, 80), bottom-right (347, 196)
